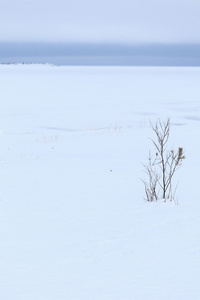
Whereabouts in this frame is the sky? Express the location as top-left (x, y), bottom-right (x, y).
top-left (0, 0), bottom-right (200, 44)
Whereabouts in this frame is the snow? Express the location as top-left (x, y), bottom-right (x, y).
top-left (0, 65), bottom-right (200, 299)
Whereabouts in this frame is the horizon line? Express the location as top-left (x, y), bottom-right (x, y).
top-left (0, 42), bottom-right (200, 66)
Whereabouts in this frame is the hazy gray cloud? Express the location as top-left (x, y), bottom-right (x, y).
top-left (0, 0), bottom-right (200, 44)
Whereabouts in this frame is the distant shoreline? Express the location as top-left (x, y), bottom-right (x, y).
top-left (0, 56), bottom-right (199, 66)
top-left (0, 43), bottom-right (200, 66)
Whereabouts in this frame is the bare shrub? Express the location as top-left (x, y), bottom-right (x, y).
top-left (142, 118), bottom-right (185, 202)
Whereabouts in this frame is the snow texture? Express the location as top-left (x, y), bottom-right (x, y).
top-left (0, 65), bottom-right (200, 299)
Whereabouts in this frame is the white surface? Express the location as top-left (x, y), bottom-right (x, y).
top-left (0, 65), bottom-right (200, 299)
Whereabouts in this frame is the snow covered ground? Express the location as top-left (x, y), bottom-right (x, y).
top-left (0, 65), bottom-right (200, 299)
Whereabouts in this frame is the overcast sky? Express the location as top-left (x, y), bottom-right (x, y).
top-left (0, 0), bottom-right (200, 44)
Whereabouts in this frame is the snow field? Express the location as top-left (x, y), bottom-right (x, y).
top-left (0, 65), bottom-right (200, 299)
